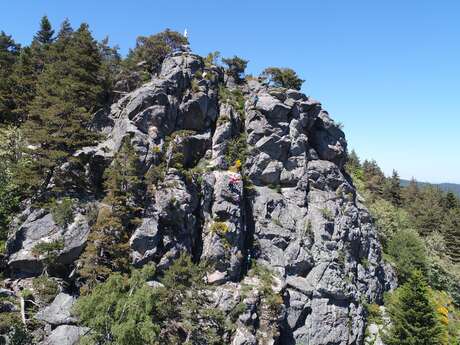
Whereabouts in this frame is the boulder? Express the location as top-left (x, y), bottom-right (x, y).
top-left (36, 293), bottom-right (77, 326)
top-left (40, 325), bottom-right (88, 345)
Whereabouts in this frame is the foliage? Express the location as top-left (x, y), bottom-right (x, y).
top-left (224, 133), bottom-right (248, 168)
top-left (210, 221), bottom-right (229, 236)
top-left (218, 85), bottom-right (245, 118)
top-left (75, 264), bottom-right (160, 345)
top-left (48, 197), bottom-right (75, 227)
top-left (384, 270), bottom-right (443, 345)
top-left (32, 276), bottom-right (59, 304)
top-left (248, 262), bottom-right (283, 316)
top-left (23, 21), bottom-right (103, 193)
top-left (320, 207), bottom-right (334, 221)
top-left (76, 255), bottom-right (229, 345)
top-left (387, 228), bottom-right (428, 283)
top-left (222, 55), bottom-right (248, 80)
top-left (0, 126), bottom-right (23, 244)
top-left (0, 30), bottom-right (20, 124)
top-left (369, 198), bottom-right (411, 249)
top-left (78, 138), bottom-right (143, 290)
top-left (125, 29), bottom-right (187, 77)
top-left (261, 67), bottom-right (304, 90)
top-left (204, 51), bottom-right (221, 67)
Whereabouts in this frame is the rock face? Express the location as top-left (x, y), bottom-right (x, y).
top-left (36, 293), bottom-right (77, 326)
top-left (3, 49), bottom-right (396, 345)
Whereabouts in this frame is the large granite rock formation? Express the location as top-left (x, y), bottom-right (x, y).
top-left (2, 49), bottom-right (396, 345)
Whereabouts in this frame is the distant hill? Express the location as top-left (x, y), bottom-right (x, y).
top-left (401, 179), bottom-right (460, 197)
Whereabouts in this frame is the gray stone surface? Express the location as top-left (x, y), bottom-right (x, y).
top-left (36, 293), bottom-right (77, 326)
top-left (3, 50), bottom-right (396, 345)
top-left (40, 325), bottom-right (88, 345)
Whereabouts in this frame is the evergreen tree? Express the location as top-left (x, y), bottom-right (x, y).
top-left (75, 264), bottom-right (160, 345)
top-left (383, 169), bottom-right (402, 206)
top-left (125, 29), bottom-right (187, 77)
top-left (24, 22), bottom-right (103, 192)
top-left (387, 228), bottom-right (428, 283)
top-left (0, 31), bottom-right (20, 123)
top-left (154, 254), bottom-right (228, 344)
top-left (79, 138), bottom-right (143, 290)
top-left (261, 66), bottom-right (304, 90)
top-left (56, 18), bottom-right (73, 41)
top-left (441, 192), bottom-right (459, 210)
top-left (441, 208), bottom-right (460, 263)
top-left (385, 270), bottom-right (443, 345)
top-left (98, 36), bottom-right (121, 103)
top-left (33, 16), bottom-right (55, 45)
top-left (347, 149), bottom-right (361, 171)
top-left (8, 16), bottom-right (56, 123)
top-left (402, 177), bottom-right (419, 204)
top-left (222, 55), bottom-right (248, 81)
top-left (9, 47), bottom-right (37, 122)
top-left (406, 186), bottom-right (444, 237)
top-left (362, 159), bottom-right (385, 196)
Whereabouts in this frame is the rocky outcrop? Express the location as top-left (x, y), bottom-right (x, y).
top-left (3, 49), bottom-right (396, 345)
top-left (36, 293), bottom-right (77, 326)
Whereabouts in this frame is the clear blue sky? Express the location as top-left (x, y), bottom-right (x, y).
top-left (2, 0), bottom-right (459, 183)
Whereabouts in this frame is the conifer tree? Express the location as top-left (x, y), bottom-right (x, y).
top-left (441, 208), bottom-right (460, 263)
top-left (0, 31), bottom-right (20, 123)
top-left (383, 169), bottom-right (402, 206)
top-left (222, 55), bottom-right (248, 81)
top-left (261, 66), bottom-right (304, 90)
top-left (8, 16), bottom-right (56, 123)
top-left (125, 29), bottom-right (187, 77)
top-left (79, 138), bottom-right (143, 290)
top-left (407, 186), bottom-right (444, 237)
top-left (33, 15), bottom-right (55, 45)
top-left (385, 270), bottom-right (443, 345)
top-left (24, 21), bottom-right (103, 192)
top-left (98, 36), bottom-right (121, 103)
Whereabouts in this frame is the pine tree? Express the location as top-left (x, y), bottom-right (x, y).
top-left (33, 16), bottom-right (55, 45)
top-left (407, 186), bottom-right (444, 237)
top-left (402, 177), bottom-right (419, 204)
top-left (362, 159), bottom-right (385, 196)
top-left (441, 208), bottom-right (460, 263)
top-left (8, 16), bottom-right (56, 123)
top-left (0, 31), bottom-right (20, 123)
top-left (125, 29), bottom-right (187, 77)
top-left (98, 36), bottom-right (121, 103)
top-left (385, 270), bottom-right (443, 345)
top-left (9, 47), bottom-right (37, 122)
top-left (56, 18), bottom-right (73, 41)
top-left (79, 138), bottom-right (143, 290)
top-left (261, 66), bottom-right (304, 90)
top-left (222, 55), bottom-right (248, 81)
top-left (383, 169), bottom-right (402, 206)
top-left (24, 22), bottom-right (103, 192)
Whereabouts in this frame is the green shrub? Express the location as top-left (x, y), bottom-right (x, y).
top-left (191, 78), bottom-right (200, 92)
top-left (210, 221), bottom-right (229, 236)
top-left (248, 262), bottom-right (283, 316)
top-left (49, 197), bottom-right (74, 227)
top-left (218, 85), bottom-right (245, 119)
top-left (32, 276), bottom-right (59, 304)
top-left (387, 229), bottom-right (427, 283)
top-left (320, 207), bottom-right (334, 221)
top-left (224, 133), bottom-right (248, 168)
top-left (31, 240), bottom-right (64, 257)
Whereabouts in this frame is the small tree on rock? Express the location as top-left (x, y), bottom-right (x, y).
top-left (261, 67), bottom-right (304, 90)
top-left (222, 55), bottom-right (248, 81)
top-left (385, 270), bottom-right (443, 345)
